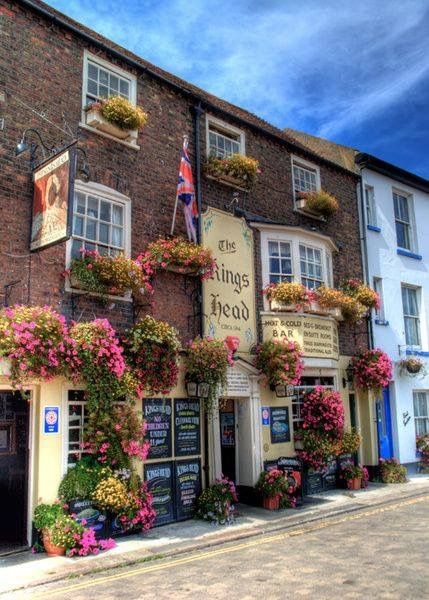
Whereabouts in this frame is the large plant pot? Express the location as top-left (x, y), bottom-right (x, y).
top-left (42, 530), bottom-right (66, 556)
top-left (406, 363), bottom-right (422, 374)
top-left (347, 477), bottom-right (362, 491)
top-left (269, 299), bottom-right (300, 312)
top-left (262, 495), bottom-right (280, 510)
top-left (85, 109), bottom-right (138, 143)
top-left (165, 265), bottom-right (199, 276)
top-left (205, 171), bottom-right (250, 192)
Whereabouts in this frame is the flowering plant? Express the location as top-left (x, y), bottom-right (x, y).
top-left (255, 339), bottom-right (304, 387)
top-left (92, 476), bottom-right (130, 513)
top-left (351, 349), bottom-right (392, 392)
top-left (124, 316), bottom-right (180, 395)
top-left (263, 282), bottom-right (311, 309)
top-left (416, 435), bottom-right (429, 472)
top-left (301, 386), bottom-right (345, 438)
top-left (340, 463), bottom-right (365, 480)
top-left (68, 528), bottom-right (116, 557)
top-left (255, 469), bottom-right (288, 498)
top-left (296, 429), bottom-right (339, 471)
top-left (339, 428), bottom-right (362, 454)
top-left (196, 476), bottom-right (238, 524)
top-left (185, 337), bottom-right (231, 411)
top-left (114, 482), bottom-right (156, 531)
top-left (58, 458), bottom-right (113, 502)
top-left (85, 96), bottom-right (148, 130)
top-left (379, 458), bottom-right (407, 483)
top-left (0, 305), bottom-right (80, 388)
top-left (205, 154), bottom-right (260, 188)
top-left (341, 278), bottom-right (380, 311)
top-left (141, 238), bottom-right (216, 280)
top-left (297, 190), bottom-right (339, 218)
top-left (68, 249), bottom-right (153, 297)
top-left (313, 286), bottom-right (346, 310)
top-left (338, 295), bottom-right (367, 322)
top-left (398, 357), bottom-right (426, 376)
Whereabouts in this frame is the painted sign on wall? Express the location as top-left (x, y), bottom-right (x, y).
top-left (144, 461), bottom-right (175, 526)
top-left (144, 398), bottom-right (172, 459)
top-left (174, 459), bottom-right (201, 521)
top-left (261, 314), bottom-right (339, 360)
top-left (202, 208), bottom-right (256, 353)
top-left (174, 398), bottom-right (201, 457)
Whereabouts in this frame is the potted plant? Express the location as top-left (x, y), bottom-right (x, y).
top-left (340, 463), bottom-right (365, 490)
top-left (338, 295), bottom-right (367, 323)
top-left (33, 503), bottom-right (83, 556)
top-left (398, 357), bottom-right (425, 376)
top-left (378, 458), bottom-right (408, 483)
top-left (196, 476), bottom-right (238, 524)
top-left (351, 349), bottom-right (392, 393)
top-left (184, 337), bottom-right (231, 411)
top-left (311, 286), bottom-right (346, 320)
top-left (416, 435), bottom-right (429, 472)
top-left (255, 339), bottom-right (304, 393)
top-left (256, 469), bottom-right (288, 510)
top-left (263, 282), bottom-right (311, 312)
top-left (141, 237), bottom-right (216, 280)
top-left (296, 190), bottom-right (339, 219)
top-left (341, 278), bottom-right (380, 312)
top-left (85, 96), bottom-right (148, 143)
top-left (204, 154), bottom-right (259, 190)
top-left (339, 428), bottom-right (362, 455)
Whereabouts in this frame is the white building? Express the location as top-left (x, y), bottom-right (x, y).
top-left (357, 153), bottom-right (429, 471)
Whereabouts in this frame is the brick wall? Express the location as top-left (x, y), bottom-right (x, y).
top-left (0, 0), bottom-right (368, 353)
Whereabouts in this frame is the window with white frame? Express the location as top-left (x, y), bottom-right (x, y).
top-left (393, 190), bottom-right (414, 251)
top-left (413, 391), bottom-right (429, 436)
top-left (373, 277), bottom-right (384, 320)
top-left (69, 183), bottom-right (130, 261)
top-left (365, 185), bottom-right (377, 226)
top-left (206, 116), bottom-right (244, 158)
top-left (299, 244), bottom-right (323, 289)
top-left (402, 285), bottom-right (420, 347)
top-left (292, 158), bottom-right (320, 195)
top-left (83, 53), bottom-right (135, 108)
top-left (67, 390), bottom-right (89, 468)
top-left (268, 241), bottom-right (293, 283)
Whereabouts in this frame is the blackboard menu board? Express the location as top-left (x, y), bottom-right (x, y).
top-left (68, 499), bottom-right (107, 539)
top-left (144, 398), bottom-right (172, 459)
top-left (174, 398), bottom-right (201, 457)
top-left (144, 461), bottom-right (175, 526)
top-left (305, 470), bottom-right (324, 495)
top-left (337, 453), bottom-right (354, 470)
top-left (270, 407), bottom-right (291, 444)
top-left (175, 459), bottom-right (201, 521)
top-left (263, 460), bottom-right (278, 472)
top-left (323, 457), bottom-right (337, 490)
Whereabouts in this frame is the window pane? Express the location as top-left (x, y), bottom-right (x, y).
top-left (75, 192), bottom-right (86, 214)
top-left (112, 226), bottom-right (123, 247)
top-left (98, 245), bottom-right (109, 256)
top-left (71, 239), bottom-right (83, 258)
top-left (120, 79), bottom-right (129, 97)
top-left (86, 219), bottom-right (96, 240)
top-left (281, 259), bottom-right (291, 273)
top-left (73, 216), bottom-right (84, 237)
top-left (87, 197), bottom-right (98, 218)
top-left (99, 223), bottom-right (110, 244)
top-left (100, 201), bottom-right (111, 222)
top-left (279, 242), bottom-right (291, 257)
top-left (99, 85), bottom-right (108, 98)
top-left (88, 63), bottom-right (98, 80)
top-left (87, 79), bottom-right (98, 97)
top-left (99, 69), bottom-right (109, 85)
top-left (110, 74), bottom-right (119, 92)
top-left (270, 258), bottom-right (280, 273)
top-left (112, 205), bottom-right (123, 225)
top-left (268, 241), bottom-right (279, 257)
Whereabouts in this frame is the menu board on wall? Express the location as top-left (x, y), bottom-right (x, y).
top-left (175, 459), bottom-right (202, 521)
top-left (174, 399), bottom-right (201, 457)
top-left (144, 398), bottom-right (172, 459)
top-left (144, 462), bottom-right (175, 526)
top-left (269, 407), bottom-right (290, 444)
top-left (305, 471), bottom-right (324, 495)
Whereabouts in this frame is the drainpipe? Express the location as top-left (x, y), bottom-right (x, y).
top-left (357, 173), bottom-right (374, 350)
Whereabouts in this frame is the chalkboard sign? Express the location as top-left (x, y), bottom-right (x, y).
top-left (144, 398), bottom-right (172, 459)
top-left (305, 470), bottom-right (324, 495)
top-left (263, 460), bottom-right (278, 472)
top-left (144, 462), bottom-right (175, 526)
top-left (323, 457), bottom-right (337, 490)
top-left (68, 499), bottom-right (107, 539)
top-left (175, 459), bottom-right (201, 521)
top-left (269, 407), bottom-right (290, 444)
top-left (337, 453), bottom-right (354, 470)
top-left (174, 398), bottom-right (201, 457)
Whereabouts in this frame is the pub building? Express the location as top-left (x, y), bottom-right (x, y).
top-left (0, 0), bottom-right (374, 551)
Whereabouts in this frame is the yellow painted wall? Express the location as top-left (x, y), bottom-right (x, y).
top-left (260, 386), bottom-right (295, 462)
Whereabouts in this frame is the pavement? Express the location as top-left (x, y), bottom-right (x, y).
top-left (1, 474), bottom-right (428, 597)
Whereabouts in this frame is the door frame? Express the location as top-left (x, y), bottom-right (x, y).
top-left (376, 386), bottom-right (394, 460)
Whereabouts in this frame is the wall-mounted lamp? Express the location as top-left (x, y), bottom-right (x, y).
top-left (15, 128), bottom-right (55, 169)
top-left (342, 363), bottom-right (354, 388)
top-left (76, 146), bottom-right (90, 181)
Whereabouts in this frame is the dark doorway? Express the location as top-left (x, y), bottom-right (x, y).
top-left (0, 391), bottom-right (30, 550)
top-left (219, 399), bottom-right (236, 482)
top-left (349, 393), bottom-right (357, 428)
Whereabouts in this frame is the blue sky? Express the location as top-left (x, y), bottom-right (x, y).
top-left (49, 0), bottom-right (429, 178)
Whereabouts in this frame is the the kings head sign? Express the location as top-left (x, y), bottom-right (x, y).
top-left (202, 208), bottom-right (256, 353)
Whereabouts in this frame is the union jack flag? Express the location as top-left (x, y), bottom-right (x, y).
top-left (177, 137), bottom-right (198, 243)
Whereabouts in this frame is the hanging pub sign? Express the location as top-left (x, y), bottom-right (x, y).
top-left (144, 462), bottom-right (175, 526)
top-left (30, 144), bottom-right (76, 251)
top-left (269, 406), bottom-right (290, 444)
top-left (144, 398), bottom-right (172, 459)
top-left (174, 398), bottom-right (201, 457)
top-left (174, 459), bottom-right (202, 521)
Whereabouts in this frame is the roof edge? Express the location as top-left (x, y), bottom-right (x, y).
top-left (356, 153), bottom-right (429, 193)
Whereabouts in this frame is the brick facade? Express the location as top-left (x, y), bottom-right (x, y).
top-left (0, 0), bottom-right (368, 354)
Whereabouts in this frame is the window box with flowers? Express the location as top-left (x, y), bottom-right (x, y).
top-left (340, 278), bottom-right (380, 313)
top-left (84, 96), bottom-right (148, 144)
top-left (295, 190), bottom-right (339, 220)
top-left (141, 238), bottom-right (216, 280)
top-left (204, 154), bottom-right (259, 191)
top-left (263, 282), bottom-right (311, 313)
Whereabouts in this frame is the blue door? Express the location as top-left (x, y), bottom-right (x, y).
top-left (376, 387), bottom-right (394, 459)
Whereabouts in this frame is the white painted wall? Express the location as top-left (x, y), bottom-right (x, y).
top-left (362, 167), bottom-right (429, 464)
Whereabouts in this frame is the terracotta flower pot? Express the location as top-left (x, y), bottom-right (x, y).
top-left (42, 530), bottom-right (66, 556)
top-left (262, 495), bottom-right (280, 510)
top-left (347, 477), bottom-right (362, 491)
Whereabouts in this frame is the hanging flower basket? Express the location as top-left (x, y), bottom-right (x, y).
top-left (398, 357), bottom-right (425, 376)
top-left (351, 349), bottom-right (392, 392)
top-left (204, 154), bottom-right (260, 191)
top-left (296, 190), bottom-right (339, 219)
top-left (85, 96), bottom-right (147, 143)
top-left (255, 339), bottom-right (304, 388)
top-left (341, 278), bottom-right (380, 311)
top-left (140, 238), bottom-right (216, 280)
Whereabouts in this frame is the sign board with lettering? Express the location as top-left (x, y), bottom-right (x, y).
top-left (174, 459), bottom-right (202, 521)
top-left (144, 461), bottom-right (175, 526)
top-left (226, 366), bottom-right (251, 397)
top-left (269, 407), bottom-right (290, 444)
top-left (43, 406), bottom-right (59, 434)
top-left (261, 314), bottom-right (339, 360)
top-left (144, 398), bottom-right (172, 459)
top-left (174, 398), bottom-right (201, 457)
top-left (202, 208), bottom-right (256, 353)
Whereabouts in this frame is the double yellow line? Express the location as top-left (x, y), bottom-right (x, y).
top-left (27, 495), bottom-right (428, 599)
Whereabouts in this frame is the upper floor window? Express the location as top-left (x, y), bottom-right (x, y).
top-left (365, 185), bottom-right (377, 226)
top-left (83, 51), bottom-right (136, 109)
top-left (206, 116), bottom-right (244, 159)
top-left (68, 181), bottom-right (131, 262)
top-left (413, 391), bottom-right (429, 436)
top-left (373, 277), bottom-right (385, 321)
top-left (292, 157), bottom-right (320, 195)
top-left (402, 285), bottom-right (420, 347)
top-left (299, 244), bottom-right (323, 289)
top-left (393, 190), bottom-right (414, 251)
top-left (268, 241), bottom-right (292, 283)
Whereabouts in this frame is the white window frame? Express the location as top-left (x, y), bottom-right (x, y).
top-left (365, 185), bottom-right (377, 226)
top-left (401, 284), bottom-right (421, 348)
top-left (373, 277), bottom-right (385, 321)
top-left (413, 391), bottom-right (429, 436)
top-left (393, 188), bottom-right (417, 252)
top-left (65, 180), bottom-right (132, 297)
top-left (257, 226), bottom-right (336, 309)
top-left (291, 155), bottom-right (321, 205)
top-left (205, 115), bottom-right (245, 158)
